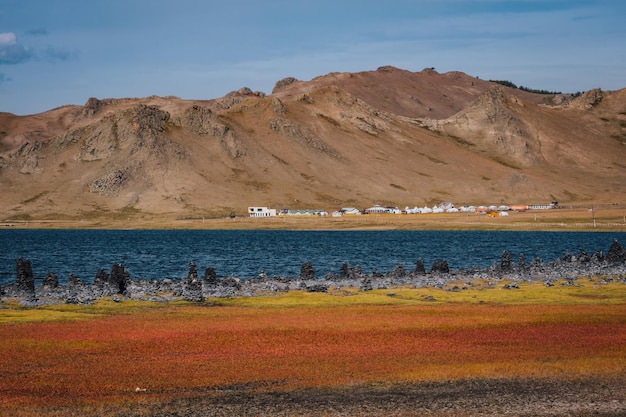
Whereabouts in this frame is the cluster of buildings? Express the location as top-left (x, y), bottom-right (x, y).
top-left (248, 201), bottom-right (558, 218)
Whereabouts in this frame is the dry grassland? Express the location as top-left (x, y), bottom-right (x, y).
top-left (3, 206), bottom-right (626, 231)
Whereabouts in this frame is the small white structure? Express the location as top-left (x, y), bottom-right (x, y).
top-left (528, 201), bottom-right (558, 210)
top-left (365, 205), bottom-right (401, 214)
top-left (248, 207), bottom-right (277, 217)
top-left (438, 202), bottom-right (455, 211)
top-left (340, 207), bottom-right (361, 215)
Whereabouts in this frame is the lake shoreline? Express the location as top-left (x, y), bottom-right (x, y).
top-left (3, 206), bottom-right (626, 231)
top-left (4, 238), bottom-right (626, 307)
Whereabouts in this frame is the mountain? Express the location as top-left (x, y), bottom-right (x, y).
top-left (1, 66), bottom-right (625, 221)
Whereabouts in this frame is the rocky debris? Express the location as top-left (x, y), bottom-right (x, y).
top-left (270, 97), bottom-right (286, 114)
top-left (431, 259), bottom-right (450, 274)
top-left (42, 272), bottom-right (58, 291)
top-left (16, 258), bottom-right (35, 295)
top-left (577, 248), bottom-right (591, 263)
top-left (124, 104), bottom-right (169, 137)
top-left (359, 275), bottom-right (372, 292)
top-left (389, 263), bottom-right (406, 278)
top-left (415, 259), bottom-right (426, 275)
top-left (300, 261), bottom-right (315, 280)
top-left (219, 276), bottom-right (242, 290)
top-left (306, 284), bottom-right (328, 293)
top-left (68, 273), bottom-right (83, 287)
top-left (182, 262), bottom-right (204, 302)
top-left (518, 253), bottom-right (526, 272)
top-left (93, 268), bottom-right (109, 287)
top-left (89, 168), bottom-right (129, 195)
top-left (110, 263), bottom-right (131, 295)
top-left (338, 262), bottom-right (350, 279)
top-left (501, 250), bottom-right (512, 271)
top-left (186, 262), bottom-right (199, 281)
top-left (607, 239), bottom-right (625, 263)
top-left (203, 267), bottom-right (218, 286)
top-left (178, 105), bottom-right (232, 138)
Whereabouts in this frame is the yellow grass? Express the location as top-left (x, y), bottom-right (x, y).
top-left (3, 280), bottom-right (625, 325)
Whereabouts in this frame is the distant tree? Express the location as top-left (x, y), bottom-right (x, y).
top-left (519, 85), bottom-right (562, 95)
top-left (490, 80), bottom-right (518, 89)
top-left (490, 79), bottom-right (562, 95)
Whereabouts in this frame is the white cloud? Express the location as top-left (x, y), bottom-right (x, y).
top-left (0, 32), bottom-right (17, 46)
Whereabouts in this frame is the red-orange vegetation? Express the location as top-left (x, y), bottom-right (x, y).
top-left (1, 303), bottom-right (625, 413)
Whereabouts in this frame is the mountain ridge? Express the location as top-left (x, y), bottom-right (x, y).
top-left (1, 66), bottom-right (625, 220)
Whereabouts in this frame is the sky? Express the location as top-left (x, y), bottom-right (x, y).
top-left (1, 0), bottom-right (625, 115)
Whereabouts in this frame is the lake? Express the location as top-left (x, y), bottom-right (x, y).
top-left (1, 229), bottom-right (625, 285)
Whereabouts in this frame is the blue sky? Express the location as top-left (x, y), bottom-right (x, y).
top-left (1, 0), bottom-right (624, 115)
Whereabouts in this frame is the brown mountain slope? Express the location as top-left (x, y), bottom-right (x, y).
top-left (0, 67), bottom-right (624, 221)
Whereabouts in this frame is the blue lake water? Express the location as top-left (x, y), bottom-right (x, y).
top-left (1, 229), bottom-right (625, 285)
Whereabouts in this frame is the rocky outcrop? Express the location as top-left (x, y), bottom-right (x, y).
top-left (83, 97), bottom-right (104, 116)
top-left (178, 105), bottom-right (230, 137)
top-left (431, 259), bottom-right (450, 274)
top-left (419, 86), bottom-right (540, 168)
top-left (203, 267), bottom-right (218, 286)
top-left (569, 88), bottom-right (603, 110)
top-left (89, 168), bottom-right (129, 195)
top-left (182, 262), bottom-right (204, 302)
top-left (501, 250), bottom-right (512, 271)
top-left (16, 258), bottom-right (35, 294)
top-left (268, 117), bottom-right (339, 158)
top-left (272, 77), bottom-right (298, 93)
top-left (607, 239), bottom-right (625, 263)
top-left (218, 87), bottom-right (265, 109)
top-left (110, 263), bottom-right (131, 294)
top-left (42, 272), bottom-right (58, 291)
top-left (415, 259), bottom-right (426, 275)
top-left (300, 261), bottom-right (315, 280)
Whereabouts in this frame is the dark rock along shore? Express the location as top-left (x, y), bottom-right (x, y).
top-left (2, 239), bottom-right (626, 306)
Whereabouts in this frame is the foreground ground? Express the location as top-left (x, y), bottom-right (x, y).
top-left (2, 280), bottom-right (626, 417)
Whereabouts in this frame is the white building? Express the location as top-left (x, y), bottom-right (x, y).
top-left (365, 205), bottom-right (401, 214)
top-left (248, 207), bottom-right (277, 217)
top-left (340, 207), bottom-right (361, 215)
